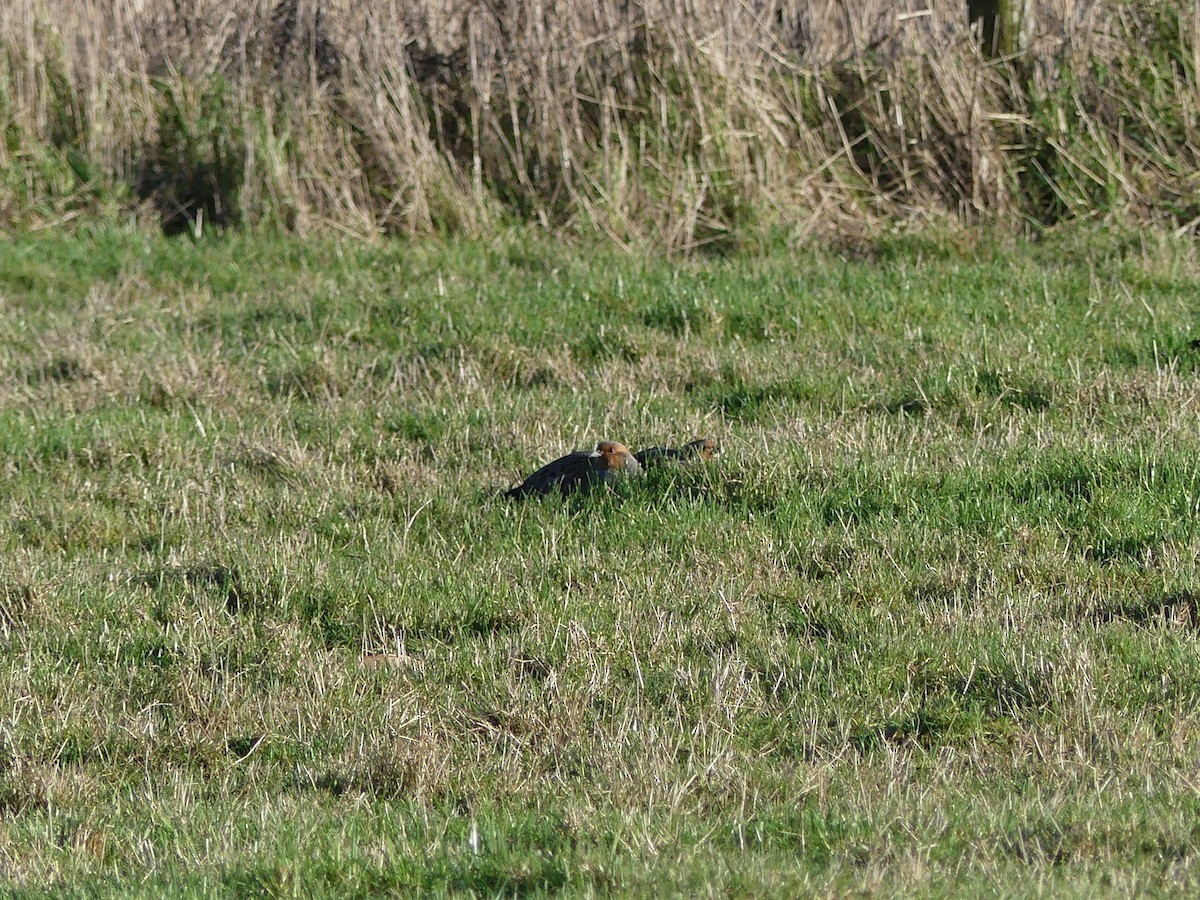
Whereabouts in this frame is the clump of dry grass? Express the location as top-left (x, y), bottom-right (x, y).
top-left (1, 0), bottom-right (1197, 246)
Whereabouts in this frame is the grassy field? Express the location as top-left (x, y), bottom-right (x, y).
top-left (3, 225), bottom-right (1200, 895)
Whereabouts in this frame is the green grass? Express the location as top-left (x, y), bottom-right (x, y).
top-left (4, 225), bottom-right (1200, 895)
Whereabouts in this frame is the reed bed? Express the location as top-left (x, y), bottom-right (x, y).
top-left (1, 0), bottom-right (1195, 247)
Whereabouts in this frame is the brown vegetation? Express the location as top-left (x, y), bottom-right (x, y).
top-left (1, 0), bottom-right (1196, 247)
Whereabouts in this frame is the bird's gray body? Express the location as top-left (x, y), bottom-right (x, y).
top-left (506, 441), bottom-right (641, 498)
top-left (633, 437), bottom-right (720, 468)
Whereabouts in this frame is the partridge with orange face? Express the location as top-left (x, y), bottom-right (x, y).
top-left (505, 441), bottom-right (642, 498)
top-left (633, 437), bottom-right (720, 468)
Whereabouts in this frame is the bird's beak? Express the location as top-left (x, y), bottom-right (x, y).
top-left (588, 450), bottom-right (602, 458)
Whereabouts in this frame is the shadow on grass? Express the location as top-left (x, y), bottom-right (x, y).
top-left (130, 563), bottom-right (250, 615)
top-left (1087, 590), bottom-right (1200, 630)
top-left (997, 455), bottom-right (1097, 504)
top-left (1000, 820), bottom-right (1089, 865)
top-left (706, 376), bottom-right (820, 420)
top-left (1083, 532), bottom-right (1166, 564)
top-left (306, 594), bottom-right (522, 652)
top-left (222, 808), bottom-right (579, 896)
top-left (0, 581), bottom-right (39, 631)
top-left (974, 368), bottom-right (1053, 412)
top-left (0, 777), bottom-right (49, 817)
top-left (22, 354), bottom-right (93, 385)
top-left (851, 707), bottom-right (958, 753)
top-left (714, 800), bottom-right (855, 864)
top-left (852, 663), bottom-right (1051, 752)
top-left (765, 594), bottom-right (854, 643)
top-left (1106, 330), bottom-right (1200, 374)
top-left (296, 755), bottom-right (418, 801)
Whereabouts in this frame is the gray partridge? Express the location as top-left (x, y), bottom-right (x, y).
top-left (506, 441), bottom-right (642, 498)
top-left (634, 437), bottom-right (720, 468)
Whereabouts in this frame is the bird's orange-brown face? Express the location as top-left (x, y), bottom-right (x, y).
top-left (594, 441), bottom-right (634, 470)
top-left (687, 437), bottom-right (720, 460)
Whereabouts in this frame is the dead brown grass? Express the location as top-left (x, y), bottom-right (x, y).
top-left (1, 0), bottom-right (1196, 247)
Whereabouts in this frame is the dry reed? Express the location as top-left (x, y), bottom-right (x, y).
top-left (0, 0), bottom-right (1196, 247)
